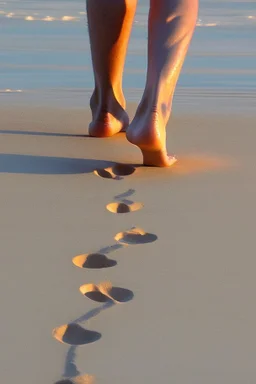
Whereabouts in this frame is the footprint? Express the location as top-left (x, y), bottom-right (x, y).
top-left (80, 283), bottom-right (109, 303)
top-left (112, 164), bottom-right (135, 176)
top-left (55, 375), bottom-right (95, 384)
top-left (94, 163), bottom-right (135, 180)
top-left (93, 168), bottom-right (122, 180)
top-left (106, 201), bottom-right (143, 214)
top-left (114, 227), bottom-right (158, 245)
top-left (79, 282), bottom-right (134, 303)
top-left (72, 253), bottom-right (117, 269)
top-left (52, 324), bottom-right (101, 346)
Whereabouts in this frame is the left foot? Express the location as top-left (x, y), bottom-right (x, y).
top-left (89, 90), bottom-right (129, 137)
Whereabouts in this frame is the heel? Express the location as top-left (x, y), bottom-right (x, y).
top-left (142, 149), bottom-right (177, 167)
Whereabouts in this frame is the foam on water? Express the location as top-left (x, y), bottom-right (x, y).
top-left (0, 0), bottom-right (256, 26)
top-left (0, 0), bottom-right (255, 109)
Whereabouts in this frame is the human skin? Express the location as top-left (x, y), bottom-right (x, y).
top-left (87, 0), bottom-right (198, 166)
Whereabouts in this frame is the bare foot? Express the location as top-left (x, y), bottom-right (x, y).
top-left (89, 90), bottom-right (129, 137)
top-left (126, 106), bottom-right (176, 167)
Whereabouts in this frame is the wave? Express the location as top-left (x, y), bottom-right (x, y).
top-left (0, 10), bottom-right (255, 27)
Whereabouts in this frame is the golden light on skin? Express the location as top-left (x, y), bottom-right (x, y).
top-left (106, 201), bottom-right (143, 214)
top-left (114, 227), bottom-right (158, 245)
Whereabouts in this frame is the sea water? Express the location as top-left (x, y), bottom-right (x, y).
top-left (0, 0), bottom-right (255, 110)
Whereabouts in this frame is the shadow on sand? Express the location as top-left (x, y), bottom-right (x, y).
top-left (0, 154), bottom-right (117, 175)
top-left (0, 129), bottom-right (90, 138)
top-left (61, 302), bottom-right (115, 380)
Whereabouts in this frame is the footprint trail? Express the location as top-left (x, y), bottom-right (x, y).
top-left (53, 166), bottom-right (157, 383)
top-left (108, 188), bottom-right (143, 214)
top-left (55, 302), bottom-right (114, 382)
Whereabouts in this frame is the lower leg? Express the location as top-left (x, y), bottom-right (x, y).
top-left (127, 0), bottom-right (198, 166)
top-left (86, 0), bottom-right (137, 137)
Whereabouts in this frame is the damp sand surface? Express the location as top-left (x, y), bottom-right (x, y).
top-left (0, 105), bottom-right (256, 383)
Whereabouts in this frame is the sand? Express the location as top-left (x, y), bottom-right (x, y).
top-left (1, 105), bottom-right (256, 384)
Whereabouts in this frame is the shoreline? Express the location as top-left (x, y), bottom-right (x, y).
top-left (1, 87), bottom-right (256, 115)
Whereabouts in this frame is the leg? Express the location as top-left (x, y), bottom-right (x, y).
top-left (87, 0), bottom-right (137, 137)
top-left (126, 0), bottom-right (198, 166)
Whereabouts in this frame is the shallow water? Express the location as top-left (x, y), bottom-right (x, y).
top-left (0, 0), bottom-right (255, 109)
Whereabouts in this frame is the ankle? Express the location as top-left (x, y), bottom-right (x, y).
top-left (90, 87), bottom-right (126, 114)
top-left (136, 98), bottom-right (172, 126)
top-left (138, 86), bottom-right (173, 120)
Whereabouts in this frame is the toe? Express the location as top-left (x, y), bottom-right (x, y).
top-left (167, 155), bottom-right (177, 167)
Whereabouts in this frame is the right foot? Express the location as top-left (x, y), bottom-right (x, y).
top-left (89, 90), bottom-right (129, 137)
top-left (126, 107), bottom-right (176, 167)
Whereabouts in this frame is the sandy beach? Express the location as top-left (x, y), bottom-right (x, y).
top-left (1, 0), bottom-right (256, 382)
top-left (1, 104), bottom-right (256, 383)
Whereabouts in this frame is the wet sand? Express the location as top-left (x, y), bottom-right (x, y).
top-left (0, 105), bottom-right (256, 383)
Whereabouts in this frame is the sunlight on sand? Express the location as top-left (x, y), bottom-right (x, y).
top-left (106, 201), bottom-right (143, 214)
top-left (55, 375), bottom-right (96, 384)
top-left (72, 253), bottom-right (116, 269)
top-left (94, 164), bottom-right (136, 180)
top-left (52, 324), bottom-right (101, 346)
top-left (115, 227), bottom-right (158, 245)
top-left (170, 155), bottom-right (235, 175)
top-left (132, 154), bottom-right (235, 178)
top-left (80, 281), bottom-right (134, 304)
